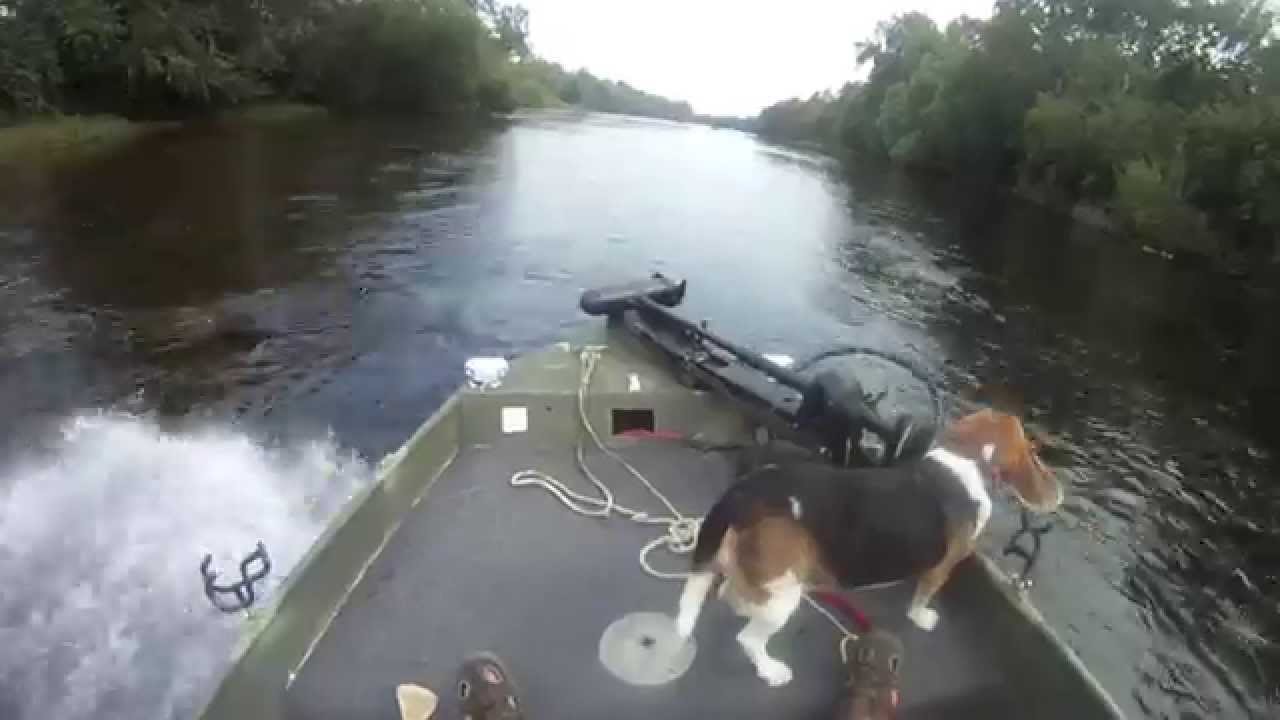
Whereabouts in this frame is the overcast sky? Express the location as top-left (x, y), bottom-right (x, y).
top-left (520, 1), bottom-right (997, 116)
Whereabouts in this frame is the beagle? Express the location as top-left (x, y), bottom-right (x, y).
top-left (673, 409), bottom-right (1063, 687)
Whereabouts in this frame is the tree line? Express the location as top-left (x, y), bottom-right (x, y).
top-left (507, 58), bottom-right (693, 121)
top-left (755, 0), bottom-right (1280, 263)
top-left (0, 0), bottom-right (692, 122)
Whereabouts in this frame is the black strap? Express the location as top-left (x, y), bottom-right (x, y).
top-left (200, 542), bottom-right (271, 612)
top-left (1002, 508), bottom-right (1052, 586)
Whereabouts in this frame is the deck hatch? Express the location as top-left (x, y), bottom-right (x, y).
top-left (611, 408), bottom-right (654, 435)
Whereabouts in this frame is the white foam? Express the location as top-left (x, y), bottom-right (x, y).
top-left (0, 413), bottom-right (372, 720)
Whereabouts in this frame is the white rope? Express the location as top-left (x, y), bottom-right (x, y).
top-left (509, 345), bottom-right (859, 642)
top-left (509, 347), bottom-right (698, 580)
top-left (508, 468), bottom-right (698, 579)
top-left (804, 594), bottom-right (859, 659)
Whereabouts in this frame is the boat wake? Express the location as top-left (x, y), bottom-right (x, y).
top-left (0, 413), bottom-right (372, 720)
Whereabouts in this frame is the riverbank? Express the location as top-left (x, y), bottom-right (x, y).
top-left (750, 3), bottom-right (1280, 272)
top-left (0, 115), bottom-right (162, 168)
top-left (216, 103), bottom-right (330, 126)
top-left (1008, 179), bottom-right (1275, 272)
top-left (763, 131), bottom-right (1268, 274)
top-left (0, 103), bottom-right (333, 168)
top-left (758, 134), bottom-right (1123, 234)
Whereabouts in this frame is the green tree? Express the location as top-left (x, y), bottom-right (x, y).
top-left (472, 0), bottom-right (530, 61)
top-left (0, 0), bottom-right (597, 119)
top-left (0, 1), bottom-right (63, 115)
top-left (801, 0), bottom-right (1280, 261)
top-left (758, 91), bottom-right (841, 145)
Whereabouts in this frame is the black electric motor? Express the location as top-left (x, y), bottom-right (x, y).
top-left (580, 274), bottom-right (940, 468)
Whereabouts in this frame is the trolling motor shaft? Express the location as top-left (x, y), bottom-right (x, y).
top-left (581, 274), bottom-right (933, 467)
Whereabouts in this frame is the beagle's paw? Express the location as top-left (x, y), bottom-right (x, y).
top-left (908, 605), bottom-right (939, 631)
top-left (755, 657), bottom-right (793, 687)
top-left (675, 614), bottom-right (695, 640)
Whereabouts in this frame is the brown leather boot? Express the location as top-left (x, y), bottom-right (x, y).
top-left (458, 653), bottom-right (525, 720)
top-left (835, 629), bottom-right (903, 720)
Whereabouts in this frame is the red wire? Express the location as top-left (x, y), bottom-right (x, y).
top-left (811, 590), bottom-right (873, 634)
top-left (615, 428), bottom-right (685, 440)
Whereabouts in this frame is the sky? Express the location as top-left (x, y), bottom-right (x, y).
top-left (519, 0), bottom-right (998, 117)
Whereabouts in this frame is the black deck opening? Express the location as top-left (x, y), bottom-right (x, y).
top-left (611, 408), bottom-right (655, 435)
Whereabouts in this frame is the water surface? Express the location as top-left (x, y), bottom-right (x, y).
top-left (1, 110), bottom-right (1277, 718)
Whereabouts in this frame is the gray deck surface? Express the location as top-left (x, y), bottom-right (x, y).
top-left (287, 437), bottom-right (1039, 719)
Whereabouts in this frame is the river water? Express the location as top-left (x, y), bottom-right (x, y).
top-left (1, 111), bottom-right (1277, 718)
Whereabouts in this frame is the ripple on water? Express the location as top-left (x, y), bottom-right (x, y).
top-left (1054, 409), bottom-right (1280, 715)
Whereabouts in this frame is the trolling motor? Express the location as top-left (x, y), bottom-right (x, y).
top-left (794, 368), bottom-right (924, 466)
top-left (580, 274), bottom-right (940, 467)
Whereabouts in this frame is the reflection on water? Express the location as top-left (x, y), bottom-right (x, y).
top-left (1, 111), bottom-right (1277, 717)
top-left (1, 116), bottom-right (502, 455)
top-left (839, 166), bottom-right (1280, 716)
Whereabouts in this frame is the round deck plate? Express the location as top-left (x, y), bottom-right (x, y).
top-left (598, 611), bottom-right (696, 686)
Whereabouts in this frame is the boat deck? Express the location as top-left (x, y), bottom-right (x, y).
top-left (286, 436), bottom-right (1062, 720)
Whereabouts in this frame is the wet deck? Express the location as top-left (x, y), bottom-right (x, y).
top-left (286, 437), bottom-right (1053, 719)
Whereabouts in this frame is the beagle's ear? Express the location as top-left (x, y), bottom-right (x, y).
top-left (945, 409), bottom-right (1027, 460)
top-left (946, 410), bottom-right (1063, 512)
top-left (999, 425), bottom-right (1063, 513)
top-left (968, 383), bottom-right (1026, 416)
top-left (943, 408), bottom-right (1004, 444)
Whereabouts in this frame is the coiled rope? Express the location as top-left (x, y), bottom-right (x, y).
top-left (509, 347), bottom-right (699, 579)
top-left (509, 347), bottom-right (861, 647)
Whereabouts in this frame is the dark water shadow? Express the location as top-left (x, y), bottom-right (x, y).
top-left (832, 164), bottom-right (1280, 716)
top-left (0, 115), bottom-right (504, 453)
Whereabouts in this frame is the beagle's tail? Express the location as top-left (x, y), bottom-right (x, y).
top-left (691, 491), bottom-right (735, 570)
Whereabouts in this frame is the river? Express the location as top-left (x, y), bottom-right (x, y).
top-left (0, 110), bottom-right (1276, 719)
